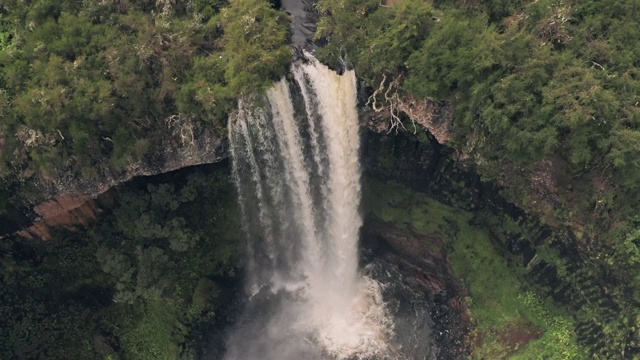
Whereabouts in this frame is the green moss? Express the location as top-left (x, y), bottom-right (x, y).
top-left (510, 292), bottom-right (585, 360)
top-left (362, 179), bottom-right (465, 235)
top-left (363, 178), bottom-right (586, 358)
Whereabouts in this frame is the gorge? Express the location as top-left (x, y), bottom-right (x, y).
top-left (2, 0), bottom-right (640, 359)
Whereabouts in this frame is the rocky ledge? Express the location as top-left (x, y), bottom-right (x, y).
top-left (3, 116), bottom-right (226, 240)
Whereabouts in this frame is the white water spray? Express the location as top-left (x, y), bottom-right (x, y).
top-left (226, 55), bottom-right (394, 359)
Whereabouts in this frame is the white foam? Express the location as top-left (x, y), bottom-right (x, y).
top-left (227, 54), bottom-right (394, 359)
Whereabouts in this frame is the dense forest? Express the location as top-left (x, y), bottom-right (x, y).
top-left (0, 164), bottom-right (242, 358)
top-left (317, 0), bottom-right (640, 229)
top-left (2, 0), bottom-right (640, 358)
top-left (0, 0), bottom-right (281, 358)
top-left (0, 0), bottom-right (290, 204)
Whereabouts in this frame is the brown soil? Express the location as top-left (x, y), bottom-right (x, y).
top-left (472, 322), bottom-right (543, 358)
top-left (497, 324), bottom-right (543, 353)
top-left (17, 193), bottom-right (113, 240)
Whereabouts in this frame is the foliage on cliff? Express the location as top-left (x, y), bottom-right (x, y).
top-left (318, 0), bottom-right (640, 357)
top-left (317, 0), bottom-right (640, 231)
top-left (0, 0), bottom-right (290, 192)
top-left (0, 165), bottom-right (241, 359)
top-left (363, 178), bottom-right (587, 359)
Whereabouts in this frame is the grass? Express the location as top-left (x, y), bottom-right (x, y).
top-left (362, 179), bottom-right (587, 359)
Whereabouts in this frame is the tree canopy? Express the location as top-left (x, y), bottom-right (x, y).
top-left (0, 0), bottom-right (290, 189)
top-left (0, 165), bottom-right (242, 359)
top-left (317, 0), bottom-right (640, 233)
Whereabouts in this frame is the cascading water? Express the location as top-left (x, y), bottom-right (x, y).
top-left (225, 55), bottom-right (395, 360)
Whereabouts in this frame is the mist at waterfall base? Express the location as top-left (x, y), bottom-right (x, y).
top-left (223, 55), bottom-right (434, 360)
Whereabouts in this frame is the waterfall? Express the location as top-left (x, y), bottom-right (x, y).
top-left (226, 55), bottom-right (394, 359)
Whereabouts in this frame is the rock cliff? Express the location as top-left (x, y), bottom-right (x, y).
top-left (2, 116), bottom-right (226, 239)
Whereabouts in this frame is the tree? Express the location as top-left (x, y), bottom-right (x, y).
top-left (220, 0), bottom-right (291, 94)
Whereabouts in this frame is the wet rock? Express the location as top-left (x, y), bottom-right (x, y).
top-left (362, 219), bottom-right (472, 359)
top-left (281, 0), bottom-right (319, 54)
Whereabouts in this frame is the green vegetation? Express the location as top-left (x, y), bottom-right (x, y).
top-left (530, 228), bottom-right (640, 359)
top-left (317, 0), bottom-right (433, 86)
top-left (221, 0), bottom-right (291, 93)
top-left (0, 166), bottom-right (242, 359)
top-left (363, 179), bottom-right (587, 359)
top-left (2, 0), bottom-right (640, 357)
top-left (0, 0), bottom-right (290, 191)
top-left (364, 127), bottom-right (640, 357)
top-left (317, 0), bottom-right (640, 232)
top-left (0, 14), bottom-right (11, 52)
top-left (322, 1), bottom-right (640, 356)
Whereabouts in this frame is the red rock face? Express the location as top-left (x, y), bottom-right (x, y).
top-left (397, 97), bottom-right (453, 144)
top-left (33, 194), bottom-right (94, 220)
top-left (17, 195), bottom-right (106, 241)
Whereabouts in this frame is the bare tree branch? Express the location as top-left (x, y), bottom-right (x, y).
top-left (366, 73), bottom-right (415, 134)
